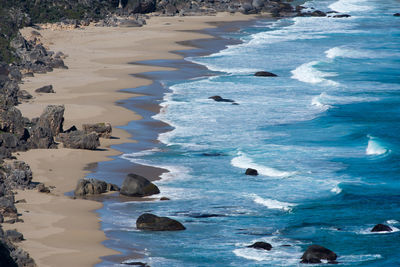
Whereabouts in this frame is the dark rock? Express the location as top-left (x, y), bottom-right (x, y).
top-left (120, 173), bottom-right (160, 197)
top-left (38, 105), bottom-right (64, 136)
top-left (301, 245), bottom-right (337, 264)
top-left (0, 107), bottom-right (26, 139)
top-left (136, 213), bottom-right (185, 231)
top-left (189, 213), bottom-right (224, 218)
top-left (254, 71), bottom-right (278, 77)
top-left (82, 123), bottom-right (112, 138)
top-left (394, 13), bottom-right (400, 16)
top-left (202, 153), bottom-right (223, 157)
top-left (10, 247), bottom-right (36, 267)
top-left (0, 242), bottom-right (18, 267)
top-left (371, 224), bottom-right (392, 232)
top-left (208, 96), bottom-right (235, 103)
top-left (57, 130), bottom-right (100, 150)
top-left (37, 184), bottom-right (50, 193)
top-left (64, 125), bottom-right (78, 133)
top-left (245, 168), bottom-right (259, 176)
top-left (160, 197), bottom-right (170, 201)
top-left (27, 125), bottom-right (56, 149)
top-left (74, 178), bottom-right (119, 196)
top-left (333, 14), bottom-right (351, 18)
top-left (35, 85), bottom-right (54, 93)
top-left (0, 80), bottom-right (19, 108)
top-left (122, 261), bottom-right (150, 267)
top-left (5, 161), bottom-right (33, 189)
top-left (18, 90), bottom-right (33, 100)
top-left (247, 241), bottom-right (272, 250)
top-left (5, 230), bottom-right (24, 242)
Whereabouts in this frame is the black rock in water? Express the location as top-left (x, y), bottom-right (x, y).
top-left (371, 224), bottom-right (392, 232)
top-left (247, 241), bottom-right (272, 251)
top-left (208, 95), bottom-right (235, 103)
top-left (333, 14), bottom-right (351, 18)
top-left (136, 213), bottom-right (185, 231)
top-left (120, 173), bottom-right (160, 197)
top-left (35, 85), bottom-right (54, 93)
top-left (254, 71), bottom-right (278, 77)
top-left (245, 168), bottom-right (259, 176)
top-left (301, 245), bottom-right (338, 264)
top-left (394, 13), bottom-right (400, 16)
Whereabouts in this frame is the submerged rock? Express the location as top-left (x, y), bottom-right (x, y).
top-left (254, 71), bottom-right (278, 77)
top-left (301, 245), bottom-right (337, 264)
top-left (120, 173), bottom-right (160, 197)
top-left (371, 224), bottom-right (392, 232)
top-left (394, 13), bottom-right (400, 16)
top-left (245, 168), bottom-right (259, 176)
top-left (208, 95), bottom-right (235, 103)
top-left (247, 241), bottom-right (272, 251)
top-left (333, 14), bottom-right (351, 18)
top-left (136, 213), bottom-right (185, 231)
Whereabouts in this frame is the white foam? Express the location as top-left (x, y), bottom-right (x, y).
top-left (366, 136), bottom-right (388, 155)
top-left (311, 93), bottom-right (332, 111)
top-left (329, 0), bottom-right (373, 13)
top-left (331, 185), bottom-right (342, 194)
top-left (233, 236), bottom-right (303, 265)
top-left (291, 61), bottom-right (339, 86)
top-left (340, 254), bottom-right (383, 263)
top-left (325, 46), bottom-right (376, 59)
top-left (231, 152), bottom-right (295, 178)
top-left (386, 219), bottom-right (399, 225)
top-left (251, 194), bottom-right (296, 212)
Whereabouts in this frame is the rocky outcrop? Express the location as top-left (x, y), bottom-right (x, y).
top-left (371, 224), bottom-right (392, 232)
top-left (136, 213), bottom-right (185, 231)
top-left (247, 241), bottom-right (272, 250)
top-left (4, 161), bottom-right (33, 190)
top-left (301, 245), bottom-right (337, 264)
top-left (245, 168), bottom-right (258, 176)
top-left (120, 173), bottom-right (160, 197)
top-left (37, 105), bottom-right (64, 136)
top-left (82, 123), bottom-right (112, 138)
top-left (254, 71), bottom-right (278, 77)
top-left (74, 178), bottom-right (119, 196)
top-left (57, 131), bottom-right (100, 150)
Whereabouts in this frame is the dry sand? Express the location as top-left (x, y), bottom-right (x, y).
top-left (4, 13), bottom-right (257, 267)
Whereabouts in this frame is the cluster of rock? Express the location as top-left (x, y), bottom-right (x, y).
top-left (10, 32), bottom-right (67, 76)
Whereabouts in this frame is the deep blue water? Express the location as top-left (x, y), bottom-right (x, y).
top-left (98, 0), bottom-right (400, 266)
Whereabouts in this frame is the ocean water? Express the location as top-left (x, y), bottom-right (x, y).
top-left (98, 0), bottom-right (400, 266)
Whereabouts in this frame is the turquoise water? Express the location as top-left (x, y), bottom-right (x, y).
top-left (98, 0), bottom-right (400, 266)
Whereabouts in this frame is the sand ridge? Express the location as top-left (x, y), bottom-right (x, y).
top-left (4, 13), bottom-right (256, 267)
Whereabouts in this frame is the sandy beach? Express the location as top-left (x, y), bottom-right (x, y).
top-left (3, 13), bottom-right (257, 267)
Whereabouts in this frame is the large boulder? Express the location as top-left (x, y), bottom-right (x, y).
top-left (301, 245), bottom-right (337, 264)
top-left (0, 107), bottom-right (27, 140)
top-left (371, 224), bottom-right (392, 232)
top-left (37, 105), bottom-right (64, 136)
top-left (120, 173), bottom-right (160, 197)
top-left (57, 130), bottom-right (100, 150)
top-left (27, 125), bottom-right (56, 149)
top-left (82, 123), bottom-right (112, 138)
top-left (74, 178), bottom-right (119, 196)
top-left (247, 241), bottom-right (272, 250)
top-left (136, 213), bottom-right (185, 231)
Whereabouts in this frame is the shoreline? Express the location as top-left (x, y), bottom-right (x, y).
top-left (4, 13), bottom-right (261, 267)
top-left (97, 18), bottom-right (264, 264)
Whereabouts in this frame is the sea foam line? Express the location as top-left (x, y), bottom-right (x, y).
top-left (231, 152), bottom-right (295, 178)
top-left (251, 194), bottom-right (296, 212)
top-left (291, 61), bottom-right (338, 86)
